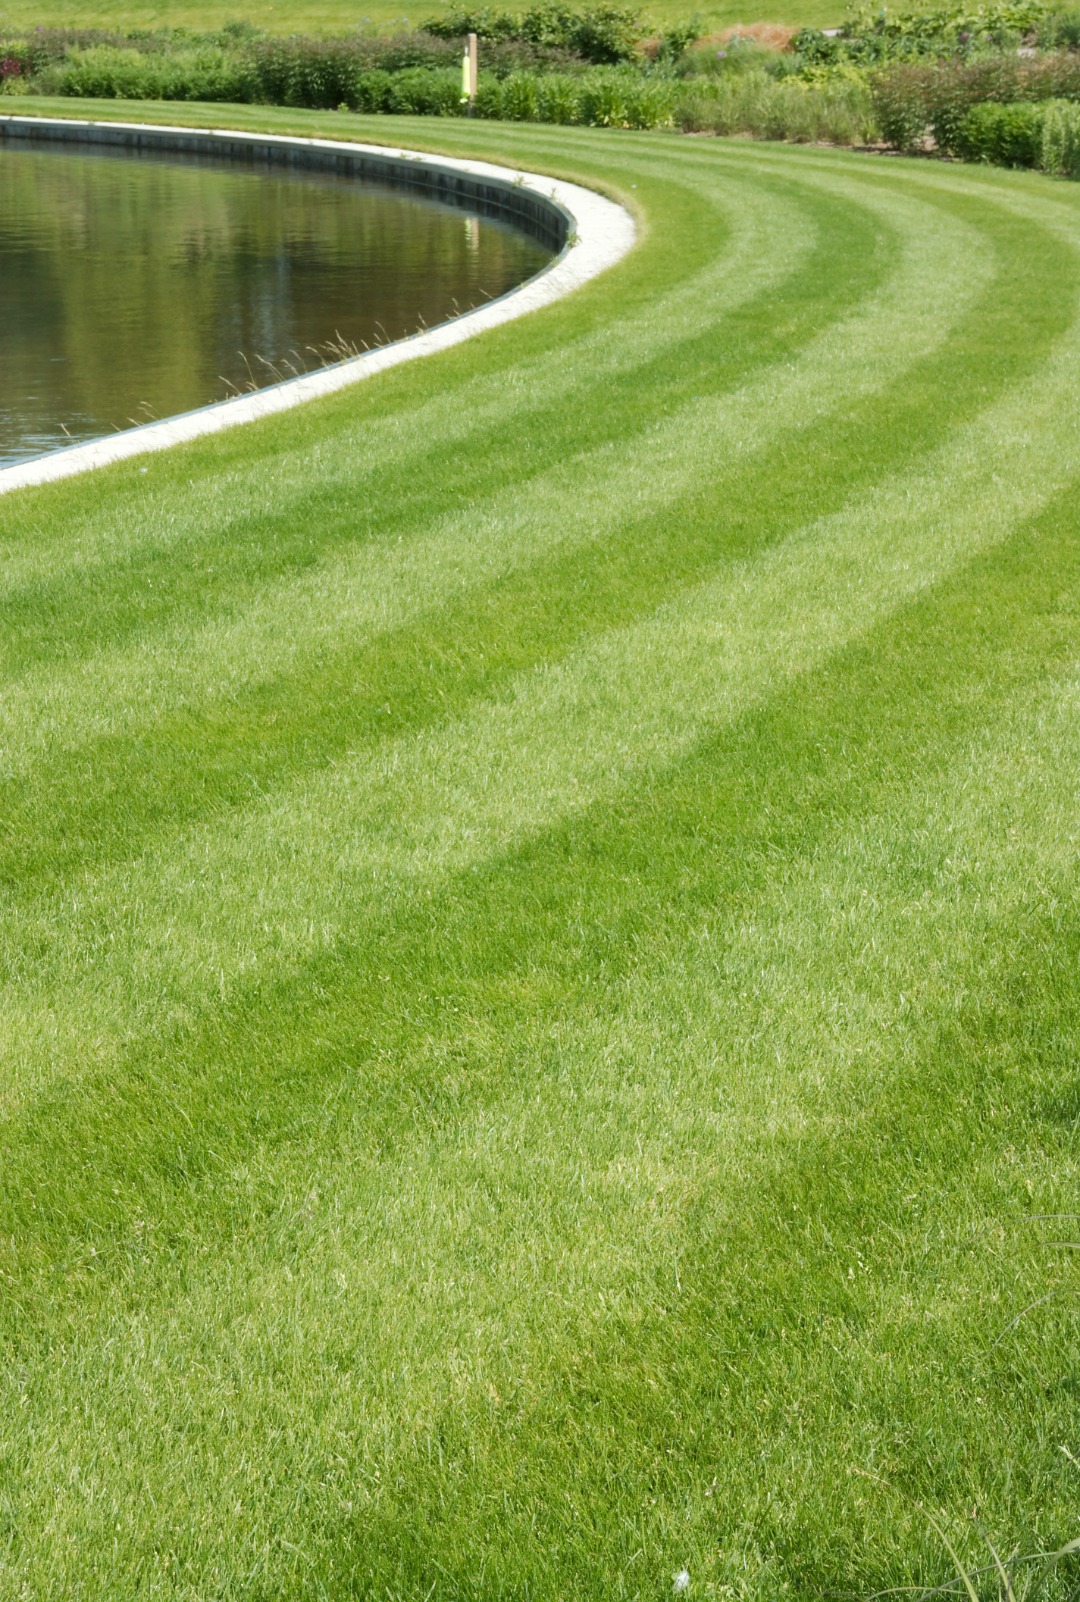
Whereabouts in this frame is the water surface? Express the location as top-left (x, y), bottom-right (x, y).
top-left (0, 141), bottom-right (551, 467)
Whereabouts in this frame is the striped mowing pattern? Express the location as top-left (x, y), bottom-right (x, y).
top-left (0, 104), bottom-right (1078, 1601)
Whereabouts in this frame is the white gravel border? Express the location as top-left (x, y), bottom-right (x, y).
top-left (0, 116), bottom-right (636, 495)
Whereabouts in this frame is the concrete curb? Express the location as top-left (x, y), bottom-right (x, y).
top-left (0, 116), bottom-right (636, 495)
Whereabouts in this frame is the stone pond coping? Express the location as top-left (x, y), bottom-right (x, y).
top-left (0, 115), bottom-right (637, 494)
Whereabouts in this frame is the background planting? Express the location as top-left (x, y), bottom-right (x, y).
top-left (8, 2), bottom-right (1080, 156)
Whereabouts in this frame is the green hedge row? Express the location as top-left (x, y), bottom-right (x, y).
top-left (8, 18), bottom-right (1080, 169)
top-left (4, 47), bottom-right (677, 127)
top-left (0, 27), bottom-right (594, 96)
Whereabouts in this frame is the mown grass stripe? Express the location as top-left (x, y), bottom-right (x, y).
top-left (3, 485), bottom-right (1080, 1597)
top-left (7, 472), bottom-right (1079, 1252)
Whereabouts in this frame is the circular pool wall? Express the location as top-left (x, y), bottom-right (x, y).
top-left (0, 135), bottom-right (555, 469)
top-left (0, 117), bottom-right (635, 495)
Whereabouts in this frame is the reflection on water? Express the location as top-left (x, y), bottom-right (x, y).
top-left (0, 142), bottom-right (552, 467)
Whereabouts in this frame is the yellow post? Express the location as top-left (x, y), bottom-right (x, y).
top-left (468, 31), bottom-right (478, 111)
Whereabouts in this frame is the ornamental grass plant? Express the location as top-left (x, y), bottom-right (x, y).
top-left (1040, 95), bottom-right (1080, 172)
top-left (676, 68), bottom-right (877, 141)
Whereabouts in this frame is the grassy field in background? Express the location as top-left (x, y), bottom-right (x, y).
top-left (1, 102), bottom-right (1079, 1600)
top-left (0, 0), bottom-right (846, 38)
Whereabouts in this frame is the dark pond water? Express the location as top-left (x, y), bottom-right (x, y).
top-left (0, 141), bottom-right (552, 468)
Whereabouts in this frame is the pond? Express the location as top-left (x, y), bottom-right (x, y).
top-left (0, 139), bottom-right (553, 468)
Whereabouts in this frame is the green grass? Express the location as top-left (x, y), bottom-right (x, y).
top-left (0, 0), bottom-right (847, 40)
top-left (1, 100), bottom-right (1079, 1600)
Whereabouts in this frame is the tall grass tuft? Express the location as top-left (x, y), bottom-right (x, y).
top-left (677, 70), bottom-right (879, 143)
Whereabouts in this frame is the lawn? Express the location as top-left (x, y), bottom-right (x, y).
top-left (0, 102), bottom-right (1078, 1601)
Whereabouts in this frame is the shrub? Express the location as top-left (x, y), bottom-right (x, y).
top-left (549, 4), bottom-right (642, 63)
top-left (653, 21), bottom-right (701, 65)
top-left (471, 36), bottom-right (585, 72)
top-left (360, 31), bottom-right (460, 71)
top-left (953, 97), bottom-right (1043, 162)
top-left (494, 68), bottom-right (541, 118)
top-left (245, 39), bottom-right (366, 107)
top-left (534, 70), bottom-right (585, 118)
top-left (383, 65), bottom-right (462, 113)
top-left (872, 56), bottom-right (1018, 151)
top-left (1039, 96), bottom-right (1080, 173)
top-left (239, 31), bottom-right (573, 96)
top-left (576, 64), bottom-right (674, 123)
top-left (872, 52), bottom-right (1080, 153)
top-left (869, 60), bottom-right (940, 148)
top-left (352, 68), bottom-right (394, 112)
top-left (1, 26), bottom-right (168, 75)
top-left (679, 35), bottom-right (789, 79)
top-left (424, 6), bottom-right (521, 42)
top-left (895, 92), bottom-right (1080, 175)
top-left (0, 35), bottom-right (677, 126)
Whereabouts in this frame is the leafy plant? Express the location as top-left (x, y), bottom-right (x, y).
top-left (793, 0), bottom-right (1051, 71)
top-left (35, 43), bottom-right (249, 102)
top-left (423, 2), bottom-right (644, 62)
top-left (476, 62), bottom-right (674, 123)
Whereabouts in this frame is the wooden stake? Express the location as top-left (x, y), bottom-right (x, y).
top-left (468, 31), bottom-right (478, 111)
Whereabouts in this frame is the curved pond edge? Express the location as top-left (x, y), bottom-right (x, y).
top-left (0, 115), bottom-right (636, 495)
